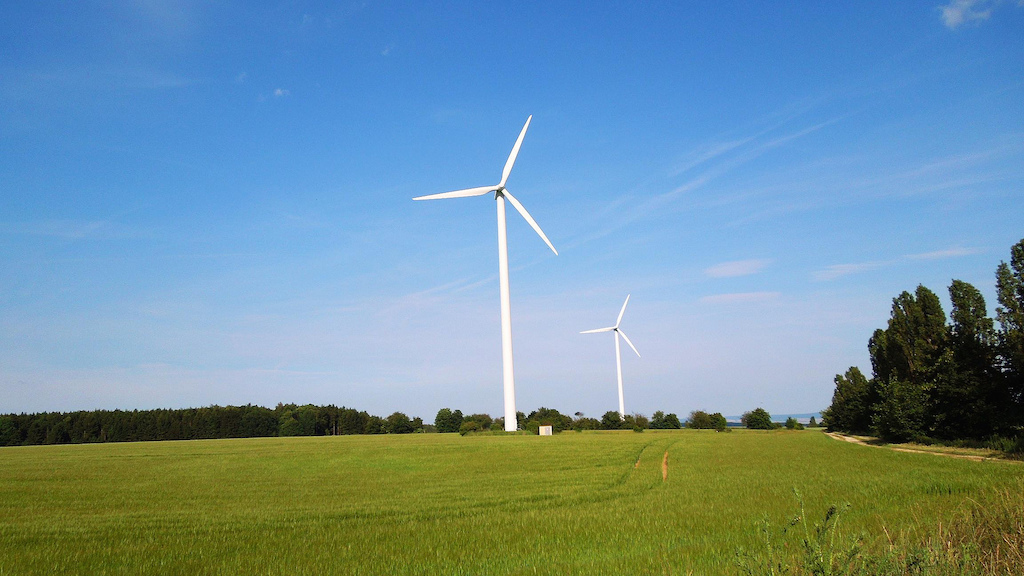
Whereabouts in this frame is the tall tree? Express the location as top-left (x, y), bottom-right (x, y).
top-left (873, 378), bottom-right (928, 442)
top-left (930, 280), bottom-right (1001, 438)
top-left (880, 286), bottom-right (948, 386)
top-left (822, 366), bottom-right (873, 434)
top-left (995, 238), bottom-right (1024, 421)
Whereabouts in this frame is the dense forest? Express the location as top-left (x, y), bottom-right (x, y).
top-left (823, 238), bottom-right (1024, 446)
top-left (0, 404), bottom-right (424, 447)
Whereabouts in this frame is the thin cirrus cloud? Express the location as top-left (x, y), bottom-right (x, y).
top-left (813, 247), bottom-right (980, 281)
top-left (905, 247), bottom-right (981, 260)
top-left (699, 291), bottom-right (781, 304)
top-left (565, 116), bottom-right (843, 251)
top-left (812, 261), bottom-right (888, 282)
top-left (704, 258), bottom-right (773, 278)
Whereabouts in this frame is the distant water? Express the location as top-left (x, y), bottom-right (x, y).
top-left (724, 412), bottom-right (823, 425)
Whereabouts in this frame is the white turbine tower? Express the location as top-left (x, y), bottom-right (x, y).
top-left (581, 295), bottom-right (641, 418)
top-left (413, 115), bottom-right (557, 432)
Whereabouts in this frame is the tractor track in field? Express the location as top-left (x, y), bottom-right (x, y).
top-left (825, 432), bottom-right (1020, 463)
top-left (626, 439), bottom-right (677, 485)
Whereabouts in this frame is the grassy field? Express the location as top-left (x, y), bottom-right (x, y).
top-left (1, 429), bottom-right (1021, 575)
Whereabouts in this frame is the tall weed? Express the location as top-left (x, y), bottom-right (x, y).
top-left (738, 484), bottom-right (1024, 576)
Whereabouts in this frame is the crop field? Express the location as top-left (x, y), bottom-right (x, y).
top-left (1, 429), bottom-right (1021, 575)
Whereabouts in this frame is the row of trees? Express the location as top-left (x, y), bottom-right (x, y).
top-left (434, 407), bottom-right (781, 433)
top-left (0, 404), bottom-right (427, 447)
top-left (823, 238), bottom-right (1024, 442)
top-left (5, 399), bottom-right (797, 447)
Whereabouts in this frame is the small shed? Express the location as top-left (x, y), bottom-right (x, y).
top-left (539, 425), bottom-right (553, 436)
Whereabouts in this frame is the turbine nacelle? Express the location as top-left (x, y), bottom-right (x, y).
top-left (580, 294), bottom-right (641, 358)
top-left (413, 115), bottom-right (555, 432)
top-left (581, 294), bottom-right (641, 418)
top-left (412, 116), bottom-right (556, 256)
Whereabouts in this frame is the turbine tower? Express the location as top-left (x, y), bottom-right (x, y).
top-left (414, 115), bottom-right (557, 432)
top-left (581, 295), bottom-right (641, 418)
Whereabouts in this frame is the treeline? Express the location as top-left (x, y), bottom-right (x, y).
top-left (436, 407), bottom-right (743, 434)
top-left (0, 404), bottom-right (426, 447)
top-left (2, 404), bottom-right (696, 446)
top-left (3, 401), bottom-right (785, 447)
top-left (823, 238), bottom-right (1024, 445)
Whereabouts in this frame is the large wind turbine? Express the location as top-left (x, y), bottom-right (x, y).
top-left (581, 295), bottom-right (641, 418)
top-left (413, 115), bottom-right (557, 432)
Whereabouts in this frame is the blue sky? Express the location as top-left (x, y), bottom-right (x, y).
top-left (2, 1), bottom-right (1023, 421)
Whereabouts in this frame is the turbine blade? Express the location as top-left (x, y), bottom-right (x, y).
top-left (580, 327), bottom-right (615, 334)
top-left (499, 115), bottom-right (532, 188)
top-left (501, 189), bottom-right (557, 255)
top-left (615, 294), bottom-right (631, 328)
top-left (413, 185), bottom-right (496, 201)
top-left (618, 330), bottom-right (641, 358)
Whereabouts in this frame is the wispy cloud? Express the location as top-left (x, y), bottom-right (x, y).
top-left (273, 88), bottom-right (290, 97)
top-left (2, 67), bottom-right (192, 102)
top-left (662, 117), bottom-right (843, 202)
top-left (704, 259), bottom-right (772, 278)
top-left (128, 0), bottom-right (196, 36)
top-left (812, 261), bottom-right (889, 282)
top-left (700, 291), bottom-right (778, 305)
top-left (939, 0), bottom-right (1022, 29)
top-left (564, 116), bottom-right (845, 249)
top-left (940, 0), bottom-right (996, 28)
top-left (813, 247), bottom-right (980, 281)
top-left (0, 219), bottom-right (112, 239)
top-left (700, 291), bottom-right (780, 304)
top-left (670, 137), bottom-right (757, 177)
top-left (905, 247), bottom-right (981, 260)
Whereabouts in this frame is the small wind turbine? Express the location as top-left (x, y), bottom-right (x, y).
top-left (581, 295), bottom-right (641, 418)
top-left (413, 115), bottom-right (557, 432)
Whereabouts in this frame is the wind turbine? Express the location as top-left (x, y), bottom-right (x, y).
top-left (581, 295), bottom-right (641, 419)
top-left (413, 115), bottom-right (557, 432)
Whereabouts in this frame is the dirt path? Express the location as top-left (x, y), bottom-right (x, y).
top-left (825, 432), bottom-right (1019, 463)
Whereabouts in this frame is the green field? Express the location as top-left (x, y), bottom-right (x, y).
top-left (1, 429), bottom-right (1021, 575)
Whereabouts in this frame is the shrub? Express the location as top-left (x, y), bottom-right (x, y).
top-left (458, 421), bottom-right (480, 436)
top-left (624, 413), bottom-right (649, 429)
